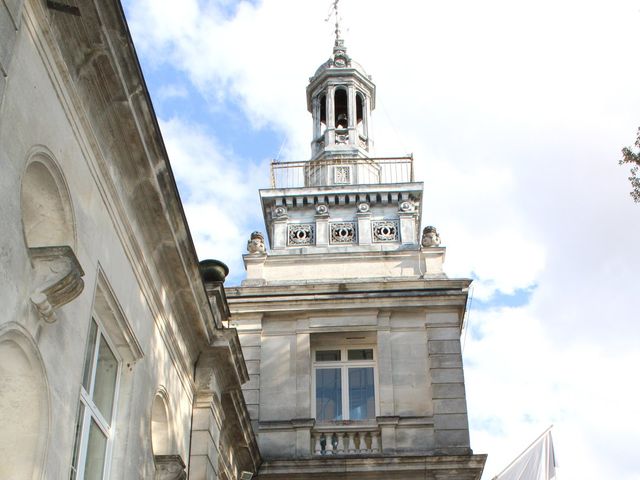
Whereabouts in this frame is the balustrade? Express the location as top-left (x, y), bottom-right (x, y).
top-left (311, 428), bottom-right (381, 456)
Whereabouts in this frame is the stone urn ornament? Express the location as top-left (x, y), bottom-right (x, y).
top-left (247, 231), bottom-right (266, 255)
top-left (421, 226), bottom-right (441, 247)
top-left (199, 259), bottom-right (229, 283)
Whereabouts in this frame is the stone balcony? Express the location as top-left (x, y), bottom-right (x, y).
top-left (312, 423), bottom-right (381, 456)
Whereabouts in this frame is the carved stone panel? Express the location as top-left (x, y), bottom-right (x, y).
top-left (372, 221), bottom-right (399, 243)
top-left (330, 222), bottom-right (356, 244)
top-left (333, 166), bottom-right (351, 184)
top-left (288, 224), bottom-right (315, 246)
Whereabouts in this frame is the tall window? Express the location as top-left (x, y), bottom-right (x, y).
top-left (313, 347), bottom-right (377, 421)
top-left (71, 318), bottom-right (121, 480)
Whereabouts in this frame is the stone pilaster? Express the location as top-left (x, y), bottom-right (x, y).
top-left (315, 215), bottom-right (329, 247)
top-left (398, 212), bottom-right (417, 245)
top-left (356, 207), bottom-right (372, 245)
top-left (426, 313), bottom-right (471, 455)
top-left (376, 416), bottom-right (399, 454)
top-left (189, 393), bottom-right (223, 480)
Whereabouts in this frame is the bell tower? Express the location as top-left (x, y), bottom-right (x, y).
top-left (226, 4), bottom-right (486, 478)
top-left (307, 27), bottom-right (375, 162)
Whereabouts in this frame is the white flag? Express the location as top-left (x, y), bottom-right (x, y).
top-left (493, 428), bottom-right (557, 480)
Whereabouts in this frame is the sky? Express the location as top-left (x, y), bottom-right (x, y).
top-left (123, 0), bottom-right (640, 478)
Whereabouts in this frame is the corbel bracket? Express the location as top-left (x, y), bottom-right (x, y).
top-left (29, 246), bottom-right (84, 322)
top-left (154, 455), bottom-right (187, 480)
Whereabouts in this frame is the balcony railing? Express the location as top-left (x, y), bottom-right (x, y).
top-left (270, 156), bottom-right (414, 189)
top-left (312, 425), bottom-right (382, 456)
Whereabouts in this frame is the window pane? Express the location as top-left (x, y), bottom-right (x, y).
top-left (84, 418), bottom-right (107, 480)
top-left (315, 350), bottom-right (341, 362)
top-left (316, 368), bottom-right (342, 421)
top-left (70, 402), bottom-right (85, 480)
top-left (347, 349), bottom-right (373, 361)
top-left (349, 367), bottom-right (375, 420)
top-left (82, 321), bottom-right (98, 391)
top-left (93, 335), bottom-right (118, 424)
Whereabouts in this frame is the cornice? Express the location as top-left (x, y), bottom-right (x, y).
top-left (24, 0), bottom-right (218, 394)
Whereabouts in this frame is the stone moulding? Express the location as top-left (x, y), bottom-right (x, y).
top-left (29, 245), bottom-right (84, 322)
top-left (154, 454), bottom-right (187, 480)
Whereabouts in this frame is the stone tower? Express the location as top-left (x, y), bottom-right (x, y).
top-left (226, 26), bottom-right (486, 480)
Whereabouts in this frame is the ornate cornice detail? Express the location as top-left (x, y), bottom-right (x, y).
top-left (29, 246), bottom-right (84, 322)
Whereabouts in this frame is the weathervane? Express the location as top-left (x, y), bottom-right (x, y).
top-left (324, 0), bottom-right (351, 68)
top-left (325, 0), bottom-right (342, 45)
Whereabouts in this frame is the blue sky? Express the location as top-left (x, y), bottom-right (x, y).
top-left (123, 1), bottom-right (640, 478)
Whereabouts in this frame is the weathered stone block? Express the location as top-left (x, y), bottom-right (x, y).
top-left (432, 383), bottom-right (466, 399)
top-left (426, 326), bottom-right (460, 341)
top-left (242, 345), bottom-right (261, 361)
top-left (429, 354), bottom-right (463, 369)
top-left (434, 413), bottom-right (469, 431)
top-left (427, 340), bottom-right (461, 355)
top-left (430, 369), bottom-right (465, 383)
top-left (434, 398), bottom-right (467, 415)
top-left (435, 429), bottom-right (470, 448)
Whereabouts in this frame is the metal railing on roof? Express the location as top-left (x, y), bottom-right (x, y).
top-left (270, 155), bottom-right (414, 188)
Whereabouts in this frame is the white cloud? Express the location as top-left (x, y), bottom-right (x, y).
top-left (158, 117), bottom-right (267, 283)
top-left (125, 0), bottom-right (640, 478)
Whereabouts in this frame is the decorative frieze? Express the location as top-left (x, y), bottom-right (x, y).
top-left (288, 224), bottom-right (315, 246)
top-left (357, 202), bottom-right (370, 213)
top-left (273, 205), bottom-right (288, 219)
top-left (372, 221), bottom-right (399, 243)
top-left (399, 200), bottom-right (415, 213)
top-left (330, 222), bottom-right (356, 244)
top-left (315, 204), bottom-right (329, 216)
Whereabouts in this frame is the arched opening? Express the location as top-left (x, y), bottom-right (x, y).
top-left (21, 153), bottom-right (75, 250)
top-left (151, 392), bottom-right (171, 456)
top-left (0, 328), bottom-right (49, 479)
top-left (356, 92), bottom-right (365, 137)
top-left (319, 94), bottom-right (327, 134)
top-left (334, 88), bottom-right (348, 130)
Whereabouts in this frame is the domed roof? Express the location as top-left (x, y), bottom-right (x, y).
top-left (312, 38), bottom-right (369, 79)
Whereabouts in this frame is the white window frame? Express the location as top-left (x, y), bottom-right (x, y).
top-left (311, 346), bottom-right (379, 422)
top-left (71, 316), bottom-right (122, 480)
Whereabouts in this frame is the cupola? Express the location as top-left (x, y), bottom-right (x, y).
top-left (306, 28), bottom-right (375, 161)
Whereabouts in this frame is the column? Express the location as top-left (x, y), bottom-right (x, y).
top-left (347, 85), bottom-right (357, 146)
top-left (327, 85), bottom-right (336, 146)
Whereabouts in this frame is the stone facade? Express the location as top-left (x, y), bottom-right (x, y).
top-left (0, 1), bottom-right (258, 479)
top-left (226, 25), bottom-right (486, 480)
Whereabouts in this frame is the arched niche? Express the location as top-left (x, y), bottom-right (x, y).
top-left (151, 390), bottom-right (171, 456)
top-left (0, 326), bottom-right (49, 479)
top-left (21, 149), bottom-right (75, 251)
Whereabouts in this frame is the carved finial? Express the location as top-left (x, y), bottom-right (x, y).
top-left (421, 226), bottom-right (441, 248)
top-left (247, 231), bottom-right (267, 255)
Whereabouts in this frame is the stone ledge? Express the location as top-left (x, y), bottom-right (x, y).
top-left (257, 453), bottom-right (487, 479)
